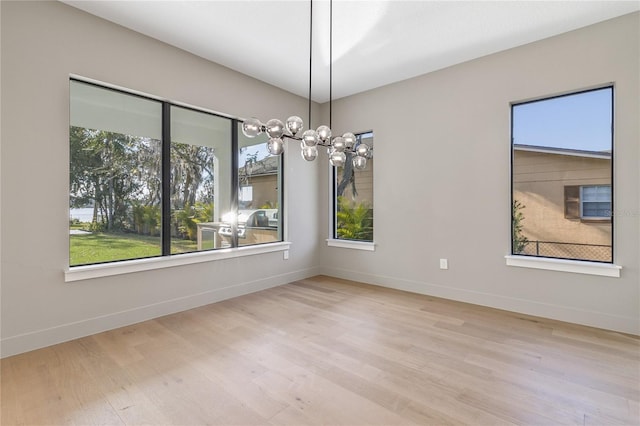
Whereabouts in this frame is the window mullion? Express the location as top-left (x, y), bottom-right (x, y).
top-left (231, 119), bottom-right (239, 248)
top-left (161, 102), bottom-right (171, 256)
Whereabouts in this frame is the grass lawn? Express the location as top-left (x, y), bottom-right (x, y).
top-left (70, 232), bottom-right (199, 266)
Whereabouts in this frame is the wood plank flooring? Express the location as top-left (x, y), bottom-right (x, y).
top-left (2, 275), bottom-right (639, 425)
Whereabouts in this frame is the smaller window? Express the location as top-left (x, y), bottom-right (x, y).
top-left (581, 185), bottom-right (611, 219)
top-left (333, 132), bottom-right (374, 242)
top-left (239, 186), bottom-right (253, 205)
top-left (564, 185), bottom-right (611, 221)
top-left (564, 186), bottom-right (581, 219)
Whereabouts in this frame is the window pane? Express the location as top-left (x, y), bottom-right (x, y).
top-left (236, 123), bottom-right (282, 246)
top-left (70, 81), bottom-right (162, 265)
top-left (583, 202), bottom-right (611, 218)
top-left (335, 132), bottom-right (374, 242)
top-left (582, 185), bottom-right (610, 201)
top-left (512, 87), bottom-right (612, 262)
top-left (170, 106), bottom-right (231, 253)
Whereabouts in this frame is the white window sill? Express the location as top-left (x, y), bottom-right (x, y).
top-left (505, 255), bottom-right (621, 278)
top-left (65, 242), bottom-right (291, 282)
top-left (326, 239), bottom-right (375, 251)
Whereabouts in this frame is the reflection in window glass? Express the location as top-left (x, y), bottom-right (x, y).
top-left (511, 87), bottom-right (613, 262)
top-left (334, 132), bottom-right (374, 242)
top-left (69, 80), bottom-right (163, 266)
top-left (234, 123), bottom-right (282, 247)
top-left (170, 106), bottom-right (231, 254)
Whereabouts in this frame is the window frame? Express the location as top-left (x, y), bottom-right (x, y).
top-left (509, 85), bottom-right (615, 265)
top-left (68, 77), bottom-right (285, 272)
top-left (328, 130), bottom-right (375, 251)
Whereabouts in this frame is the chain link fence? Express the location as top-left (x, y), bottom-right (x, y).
top-left (517, 241), bottom-right (612, 262)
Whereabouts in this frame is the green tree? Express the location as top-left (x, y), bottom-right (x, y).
top-left (170, 143), bottom-right (216, 209)
top-left (336, 152), bottom-right (357, 198)
top-left (70, 126), bottom-right (161, 233)
top-left (71, 128), bottom-right (216, 238)
top-left (512, 199), bottom-right (529, 254)
top-left (170, 143), bottom-right (215, 238)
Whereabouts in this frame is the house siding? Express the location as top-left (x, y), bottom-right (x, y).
top-left (513, 149), bottom-right (611, 261)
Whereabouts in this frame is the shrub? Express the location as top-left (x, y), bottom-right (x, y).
top-left (173, 202), bottom-right (214, 241)
top-left (132, 204), bottom-right (161, 236)
top-left (336, 196), bottom-right (373, 241)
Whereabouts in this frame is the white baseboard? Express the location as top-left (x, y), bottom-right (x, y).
top-left (319, 266), bottom-right (639, 336)
top-left (1, 267), bottom-right (320, 358)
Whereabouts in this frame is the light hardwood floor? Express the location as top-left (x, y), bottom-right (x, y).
top-left (2, 276), bottom-right (639, 425)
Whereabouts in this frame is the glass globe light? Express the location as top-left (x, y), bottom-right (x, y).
top-left (342, 132), bottom-right (356, 149)
top-left (316, 125), bottom-right (332, 143)
top-left (265, 119), bottom-right (285, 139)
top-left (267, 137), bottom-right (284, 155)
top-left (242, 117), bottom-right (263, 138)
top-left (285, 116), bottom-right (304, 137)
top-left (352, 155), bottom-right (367, 170)
top-left (301, 145), bottom-right (318, 162)
top-left (356, 143), bottom-right (370, 157)
top-left (332, 136), bottom-right (346, 152)
top-left (329, 150), bottom-right (346, 167)
top-left (301, 129), bottom-right (318, 147)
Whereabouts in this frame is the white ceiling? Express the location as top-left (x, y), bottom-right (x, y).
top-left (62, 1), bottom-right (639, 103)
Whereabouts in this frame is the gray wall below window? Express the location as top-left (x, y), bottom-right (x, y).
top-left (319, 12), bottom-right (639, 334)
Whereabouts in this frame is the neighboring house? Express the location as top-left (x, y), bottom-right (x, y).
top-left (239, 155), bottom-right (279, 209)
top-left (513, 144), bottom-right (612, 261)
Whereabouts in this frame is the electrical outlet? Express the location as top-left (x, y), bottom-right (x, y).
top-left (283, 250), bottom-right (289, 260)
top-left (439, 259), bottom-right (448, 270)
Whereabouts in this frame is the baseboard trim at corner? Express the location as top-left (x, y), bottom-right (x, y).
top-left (1, 267), bottom-right (320, 358)
top-left (319, 266), bottom-right (639, 336)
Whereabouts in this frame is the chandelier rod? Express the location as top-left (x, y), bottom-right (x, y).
top-left (329, 0), bottom-right (333, 129)
top-left (308, 0), bottom-right (313, 127)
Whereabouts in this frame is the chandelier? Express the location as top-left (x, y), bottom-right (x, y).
top-left (241, 0), bottom-right (372, 170)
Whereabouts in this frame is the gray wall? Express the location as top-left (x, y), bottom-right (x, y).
top-left (319, 12), bottom-right (640, 334)
top-left (0, 1), bottom-right (322, 357)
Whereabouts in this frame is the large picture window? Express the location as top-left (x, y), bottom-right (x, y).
top-left (333, 131), bottom-right (374, 242)
top-left (511, 87), bottom-right (613, 263)
top-left (69, 80), bottom-right (282, 266)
